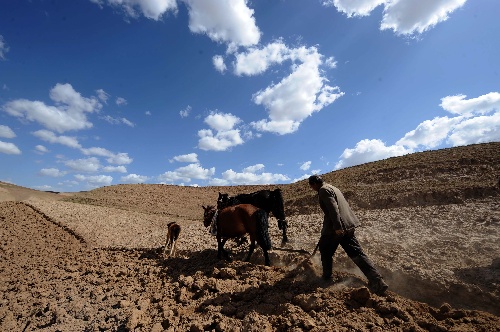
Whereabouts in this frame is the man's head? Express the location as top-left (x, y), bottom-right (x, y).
top-left (308, 175), bottom-right (323, 192)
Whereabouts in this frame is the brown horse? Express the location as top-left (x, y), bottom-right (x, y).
top-left (202, 204), bottom-right (272, 266)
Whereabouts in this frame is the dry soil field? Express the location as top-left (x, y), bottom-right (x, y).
top-left (1, 143), bottom-right (499, 331)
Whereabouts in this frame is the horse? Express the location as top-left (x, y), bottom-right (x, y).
top-left (202, 204), bottom-right (272, 266)
top-left (164, 222), bottom-right (181, 257)
top-left (217, 188), bottom-right (288, 244)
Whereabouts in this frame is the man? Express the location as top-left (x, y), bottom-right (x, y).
top-left (308, 175), bottom-right (388, 295)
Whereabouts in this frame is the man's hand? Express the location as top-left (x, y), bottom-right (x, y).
top-left (334, 229), bottom-right (344, 237)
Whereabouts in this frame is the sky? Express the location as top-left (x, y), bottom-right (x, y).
top-left (0, 0), bottom-right (499, 192)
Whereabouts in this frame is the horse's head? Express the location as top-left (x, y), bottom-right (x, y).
top-left (217, 192), bottom-right (229, 210)
top-left (202, 205), bottom-right (217, 227)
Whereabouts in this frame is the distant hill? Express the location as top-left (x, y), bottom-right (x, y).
top-left (64, 142), bottom-right (499, 221)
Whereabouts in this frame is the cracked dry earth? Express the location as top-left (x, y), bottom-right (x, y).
top-left (1, 191), bottom-right (499, 331)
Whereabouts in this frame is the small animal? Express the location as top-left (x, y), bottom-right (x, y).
top-left (164, 222), bottom-right (181, 257)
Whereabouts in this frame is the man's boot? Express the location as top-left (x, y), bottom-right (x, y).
top-left (368, 277), bottom-right (388, 295)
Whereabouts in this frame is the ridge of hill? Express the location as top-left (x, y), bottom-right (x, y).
top-left (64, 142), bottom-right (500, 221)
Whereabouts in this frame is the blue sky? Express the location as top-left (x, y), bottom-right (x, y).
top-left (1, 0), bottom-right (499, 191)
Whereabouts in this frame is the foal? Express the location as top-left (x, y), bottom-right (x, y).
top-left (164, 222), bottom-right (181, 257)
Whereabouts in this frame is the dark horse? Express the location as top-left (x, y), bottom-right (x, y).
top-left (217, 189), bottom-right (288, 244)
top-left (202, 204), bottom-right (272, 266)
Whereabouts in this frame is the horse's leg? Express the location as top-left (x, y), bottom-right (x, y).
top-left (281, 219), bottom-right (288, 244)
top-left (244, 239), bottom-right (256, 262)
top-left (170, 239), bottom-right (176, 257)
top-left (218, 237), bottom-right (231, 260)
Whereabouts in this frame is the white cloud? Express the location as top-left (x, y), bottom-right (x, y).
top-left (447, 113), bottom-right (500, 146)
top-left (74, 174), bottom-right (113, 188)
top-left (102, 165), bottom-right (127, 173)
top-left (0, 125), bottom-right (16, 138)
top-left (250, 46), bottom-right (344, 135)
top-left (171, 153), bottom-right (198, 163)
top-left (233, 41), bottom-right (289, 76)
top-left (101, 115), bottom-right (135, 127)
top-left (213, 167), bottom-right (289, 185)
top-left (121, 174), bottom-right (149, 183)
top-left (0, 35), bottom-right (9, 60)
top-left (35, 145), bottom-right (49, 154)
top-left (33, 130), bottom-right (82, 149)
top-left (180, 105), bottom-right (192, 118)
top-left (323, 0), bottom-right (386, 17)
top-left (204, 111), bottom-right (241, 131)
top-left (145, 111), bottom-right (151, 116)
top-left (80, 147), bottom-right (133, 165)
top-left (198, 112), bottom-right (244, 151)
top-left (0, 141), bottom-right (21, 155)
top-left (335, 91), bottom-right (500, 169)
top-left (96, 89), bottom-right (110, 103)
top-left (213, 55), bottom-right (227, 73)
top-left (158, 163), bottom-right (215, 183)
top-left (300, 161), bottom-right (312, 171)
top-left (381, 0), bottom-right (468, 35)
top-left (65, 157), bottom-right (101, 173)
top-left (91, 0), bottom-right (178, 20)
top-left (324, 0), bottom-right (467, 36)
top-left (3, 83), bottom-right (102, 133)
top-left (335, 139), bottom-right (412, 169)
top-left (396, 116), bottom-right (462, 149)
top-left (184, 0), bottom-right (261, 47)
top-left (242, 164), bottom-right (265, 173)
top-left (116, 97), bottom-right (128, 106)
top-left (440, 92), bottom-right (500, 116)
top-left (106, 152), bottom-right (133, 165)
top-left (39, 168), bottom-right (66, 177)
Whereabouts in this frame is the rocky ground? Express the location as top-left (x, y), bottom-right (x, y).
top-left (0, 143), bottom-right (499, 331)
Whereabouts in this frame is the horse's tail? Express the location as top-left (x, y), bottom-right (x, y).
top-left (255, 209), bottom-right (272, 250)
top-left (272, 188), bottom-right (286, 221)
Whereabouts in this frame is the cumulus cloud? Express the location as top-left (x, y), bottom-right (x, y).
top-left (381, 0), bottom-right (467, 35)
top-left (248, 45), bottom-right (344, 135)
top-left (324, 0), bottom-right (467, 36)
top-left (335, 139), bottom-right (412, 169)
top-left (116, 97), bottom-right (128, 106)
top-left (35, 145), bottom-right (49, 154)
top-left (158, 163), bottom-right (215, 183)
top-left (96, 89), bottom-right (110, 103)
top-left (440, 92), bottom-right (500, 116)
top-left (335, 91), bottom-right (500, 169)
top-left (198, 112), bottom-right (244, 151)
top-left (184, 0), bottom-right (261, 47)
top-left (171, 153), bottom-right (198, 163)
top-left (74, 174), bottom-right (113, 188)
top-left (90, 0), bottom-right (178, 20)
top-left (121, 174), bottom-right (149, 183)
top-left (180, 105), bottom-right (192, 118)
top-left (33, 130), bottom-right (82, 149)
top-left (3, 83), bottom-right (102, 133)
top-left (0, 125), bottom-right (16, 138)
top-left (213, 55), bottom-right (227, 73)
top-left (0, 141), bottom-right (21, 155)
top-left (39, 168), bottom-right (66, 177)
top-left (211, 164), bottom-right (289, 185)
top-left (233, 41), bottom-right (290, 76)
top-left (0, 35), bottom-right (9, 60)
top-left (101, 115), bottom-right (135, 127)
top-left (322, 0), bottom-right (386, 17)
top-left (65, 157), bottom-right (101, 173)
top-left (300, 161), bottom-right (312, 171)
top-left (102, 165), bottom-right (127, 173)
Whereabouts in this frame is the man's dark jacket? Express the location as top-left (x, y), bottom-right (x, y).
top-left (318, 183), bottom-right (360, 237)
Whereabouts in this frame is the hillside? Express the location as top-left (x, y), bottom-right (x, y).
top-left (64, 142), bottom-right (500, 219)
